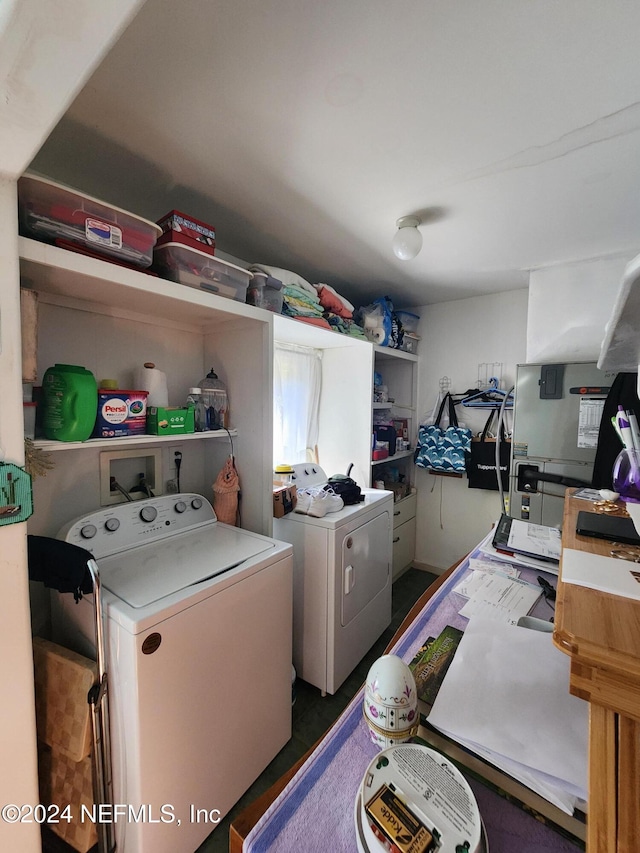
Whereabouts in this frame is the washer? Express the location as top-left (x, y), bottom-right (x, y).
top-left (273, 464), bottom-right (393, 696)
top-left (52, 493), bottom-right (293, 853)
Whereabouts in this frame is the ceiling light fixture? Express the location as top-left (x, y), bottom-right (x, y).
top-left (392, 216), bottom-right (423, 261)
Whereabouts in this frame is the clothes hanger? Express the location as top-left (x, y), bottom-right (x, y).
top-left (461, 377), bottom-right (514, 409)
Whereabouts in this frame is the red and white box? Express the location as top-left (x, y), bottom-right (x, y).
top-left (156, 209), bottom-right (216, 254)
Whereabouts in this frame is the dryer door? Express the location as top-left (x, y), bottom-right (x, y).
top-left (341, 512), bottom-right (391, 626)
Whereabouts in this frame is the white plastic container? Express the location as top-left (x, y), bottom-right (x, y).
top-left (154, 242), bottom-right (251, 302)
top-left (18, 173), bottom-right (162, 268)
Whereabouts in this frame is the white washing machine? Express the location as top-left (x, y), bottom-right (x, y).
top-left (273, 464), bottom-right (393, 696)
top-left (52, 493), bottom-right (293, 853)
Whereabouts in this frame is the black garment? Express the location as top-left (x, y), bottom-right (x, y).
top-left (27, 535), bottom-right (94, 599)
top-left (592, 373), bottom-right (640, 489)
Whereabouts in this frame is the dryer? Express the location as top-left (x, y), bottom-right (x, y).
top-left (52, 493), bottom-right (293, 853)
top-left (273, 464), bottom-right (393, 696)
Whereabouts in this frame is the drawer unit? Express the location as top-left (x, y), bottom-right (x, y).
top-left (392, 516), bottom-right (416, 580)
top-left (391, 493), bottom-right (417, 579)
top-left (392, 492), bottom-right (416, 528)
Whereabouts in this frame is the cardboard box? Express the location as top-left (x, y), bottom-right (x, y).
top-left (382, 480), bottom-right (412, 501)
top-left (273, 485), bottom-right (297, 517)
top-left (147, 405), bottom-right (195, 435)
top-left (93, 389), bottom-right (148, 438)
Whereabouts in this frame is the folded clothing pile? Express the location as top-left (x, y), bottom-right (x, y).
top-left (316, 284), bottom-right (368, 339)
top-left (249, 264), bottom-right (367, 337)
top-left (249, 264), bottom-right (330, 328)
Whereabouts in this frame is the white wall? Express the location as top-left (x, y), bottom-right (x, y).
top-left (413, 288), bottom-right (528, 570)
top-left (527, 254), bottom-right (634, 363)
top-left (0, 4), bottom-right (146, 850)
top-left (0, 178), bottom-right (42, 853)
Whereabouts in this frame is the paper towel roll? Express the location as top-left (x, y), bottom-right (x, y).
top-left (369, 327), bottom-right (386, 344)
top-left (134, 362), bottom-right (169, 407)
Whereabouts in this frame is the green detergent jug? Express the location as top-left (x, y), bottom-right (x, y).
top-left (42, 364), bottom-right (98, 441)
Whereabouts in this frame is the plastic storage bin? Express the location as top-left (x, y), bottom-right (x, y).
top-left (154, 242), bottom-right (251, 302)
top-left (395, 310), bottom-right (420, 333)
top-left (18, 174), bottom-right (162, 268)
top-left (399, 333), bottom-right (420, 354)
top-left (246, 272), bottom-right (284, 312)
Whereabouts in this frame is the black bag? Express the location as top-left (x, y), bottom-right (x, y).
top-left (466, 410), bottom-right (510, 490)
top-left (327, 468), bottom-right (365, 504)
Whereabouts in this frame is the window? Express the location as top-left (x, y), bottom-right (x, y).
top-left (273, 343), bottom-right (322, 466)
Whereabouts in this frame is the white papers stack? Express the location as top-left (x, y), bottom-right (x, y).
top-left (477, 527), bottom-right (560, 575)
top-left (562, 548), bottom-right (640, 601)
top-left (453, 570), bottom-right (541, 625)
top-left (428, 617), bottom-right (588, 814)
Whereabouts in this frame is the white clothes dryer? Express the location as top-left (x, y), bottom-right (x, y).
top-left (273, 464), bottom-right (393, 696)
top-left (52, 493), bottom-right (293, 853)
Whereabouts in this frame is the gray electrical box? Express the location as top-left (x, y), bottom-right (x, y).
top-left (508, 362), bottom-right (614, 527)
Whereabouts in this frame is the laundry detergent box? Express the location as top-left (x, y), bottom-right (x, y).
top-left (93, 390), bottom-right (148, 438)
top-left (147, 405), bottom-right (195, 435)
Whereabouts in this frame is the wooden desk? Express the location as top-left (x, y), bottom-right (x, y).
top-left (229, 566), bottom-right (456, 853)
top-left (554, 492), bottom-right (640, 853)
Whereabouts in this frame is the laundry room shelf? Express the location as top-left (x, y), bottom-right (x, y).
top-left (371, 449), bottom-right (414, 466)
top-left (31, 430), bottom-right (237, 453)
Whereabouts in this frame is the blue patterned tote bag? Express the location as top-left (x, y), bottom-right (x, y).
top-left (414, 393), bottom-right (471, 473)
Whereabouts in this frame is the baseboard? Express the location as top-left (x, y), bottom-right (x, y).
top-left (410, 560), bottom-right (446, 576)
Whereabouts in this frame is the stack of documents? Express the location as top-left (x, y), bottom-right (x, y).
top-left (478, 526), bottom-right (561, 575)
top-left (452, 567), bottom-right (542, 625)
top-left (428, 617), bottom-right (588, 814)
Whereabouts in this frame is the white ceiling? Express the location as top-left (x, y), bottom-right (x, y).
top-left (31, 0), bottom-right (640, 309)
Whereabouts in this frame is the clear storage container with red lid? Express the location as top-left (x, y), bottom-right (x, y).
top-left (18, 173), bottom-right (162, 268)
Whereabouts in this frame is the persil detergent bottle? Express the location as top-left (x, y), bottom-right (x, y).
top-left (42, 364), bottom-right (98, 441)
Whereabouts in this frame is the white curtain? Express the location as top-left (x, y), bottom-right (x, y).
top-left (273, 343), bottom-right (322, 465)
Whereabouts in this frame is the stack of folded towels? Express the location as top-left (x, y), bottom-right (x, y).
top-left (248, 264), bottom-right (367, 338)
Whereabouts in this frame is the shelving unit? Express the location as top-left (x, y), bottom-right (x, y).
top-left (19, 237), bottom-right (273, 537)
top-left (32, 429), bottom-right (238, 453)
top-left (371, 344), bottom-right (419, 577)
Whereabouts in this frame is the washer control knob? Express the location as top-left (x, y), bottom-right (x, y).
top-left (174, 501), bottom-right (187, 514)
top-left (191, 498), bottom-right (203, 510)
top-left (140, 506), bottom-right (158, 523)
top-left (105, 517), bottom-right (120, 532)
top-left (80, 524), bottom-right (97, 540)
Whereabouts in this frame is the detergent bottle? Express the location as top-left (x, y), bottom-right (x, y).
top-left (42, 364), bottom-right (98, 441)
top-left (199, 367), bottom-right (229, 430)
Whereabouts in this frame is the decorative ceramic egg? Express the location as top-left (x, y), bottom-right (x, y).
top-left (363, 654), bottom-right (418, 748)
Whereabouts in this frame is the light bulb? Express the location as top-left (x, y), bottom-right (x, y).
top-left (392, 216), bottom-right (422, 260)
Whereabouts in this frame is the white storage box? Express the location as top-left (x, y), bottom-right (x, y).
top-left (18, 174), bottom-right (161, 268)
top-left (154, 242), bottom-right (251, 302)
